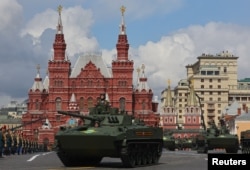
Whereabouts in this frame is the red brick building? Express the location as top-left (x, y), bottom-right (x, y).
top-left (160, 80), bottom-right (202, 138)
top-left (22, 6), bottom-right (159, 147)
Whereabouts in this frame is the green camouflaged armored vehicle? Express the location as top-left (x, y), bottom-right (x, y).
top-left (55, 94), bottom-right (163, 167)
top-left (196, 119), bottom-right (239, 153)
top-left (195, 94), bottom-right (238, 153)
top-left (240, 129), bottom-right (250, 154)
top-left (163, 131), bottom-right (175, 151)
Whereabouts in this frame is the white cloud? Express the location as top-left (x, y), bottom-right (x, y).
top-left (0, 0), bottom-right (23, 33)
top-left (1, 0), bottom-right (250, 107)
top-left (21, 6), bottom-right (99, 57)
top-left (129, 22), bottom-right (250, 97)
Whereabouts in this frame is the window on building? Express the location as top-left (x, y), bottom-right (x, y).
top-left (120, 97), bottom-right (126, 111)
top-left (142, 99), bottom-right (146, 112)
top-left (56, 115), bottom-right (60, 122)
top-left (209, 92), bottom-right (213, 95)
top-left (201, 79), bottom-right (204, 82)
top-left (209, 85), bottom-right (213, 89)
top-left (72, 81), bottom-right (76, 88)
top-left (207, 71), bottom-right (213, 75)
top-left (209, 97), bottom-right (213, 101)
top-left (87, 97), bottom-right (93, 108)
top-left (201, 91), bottom-right (204, 95)
top-left (209, 79), bottom-right (212, 82)
top-left (35, 99), bottom-right (40, 110)
top-left (218, 104), bottom-right (221, 108)
top-left (88, 80), bottom-right (93, 86)
top-left (218, 92), bottom-right (221, 95)
top-left (218, 98), bottom-right (221, 101)
top-left (201, 85), bottom-right (204, 88)
top-left (55, 98), bottom-right (62, 111)
top-left (201, 71), bottom-right (206, 75)
top-left (165, 118), bottom-right (168, 123)
top-left (79, 97), bottom-right (84, 111)
top-left (224, 67), bottom-right (227, 73)
top-left (218, 85), bottom-right (221, 89)
top-left (179, 93), bottom-right (182, 96)
top-left (179, 99), bottom-right (182, 102)
top-left (218, 79), bottom-right (221, 83)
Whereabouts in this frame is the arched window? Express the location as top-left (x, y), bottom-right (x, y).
top-left (193, 117), bottom-right (196, 123)
top-left (87, 97), bottom-right (93, 109)
top-left (142, 99), bottom-right (146, 111)
top-left (119, 97), bottom-right (125, 111)
top-left (55, 97), bottom-right (62, 111)
top-left (35, 99), bottom-right (40, 110)
top-left (79, 97), bottom-right (84, 111)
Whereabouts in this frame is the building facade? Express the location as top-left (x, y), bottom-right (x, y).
top-left (21, 6), bottom-right (159, 146)
top-left (160, 51), bottom-right (250, 136)
top-left (160, 80), bottom-right (202, 138)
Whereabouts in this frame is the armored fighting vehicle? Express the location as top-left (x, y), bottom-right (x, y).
top-left (195, 94), bottom-right (238, 153)
top-left (55, 94), bottom-right (163, 167)
top-left (163, 131), bottom-right (175, 151)
top-left (240, 129), bottom-right (250, 154)
top-left (196, 118), bottom-right (239, 153)
top-left (181, 137), bottom-right (196, 150)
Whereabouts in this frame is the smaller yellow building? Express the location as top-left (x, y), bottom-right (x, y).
top-left (235, 112), bottom-right (250, 141)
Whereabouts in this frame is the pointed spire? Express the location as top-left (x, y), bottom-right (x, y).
top-left (187, 79), bottom-right (198, 106)
top-left (57, 5), bottom-right (63, 34)
top-left (136, 67), bottom-right (140, 87)
top-left (70, 93), bottom-right (76, 102)
top-left (164, 79), bottom-right (173, 107)
top-left (135, 64), bottom-right (151, 91)
top-left (105, 92), bottom-right (110, 102)
top-left (53, 5), bottom-right (66, 61)
top-left (43, 69), bottom-right (49, 90)
top-left (36, 64), bottom-right (40, 78)
top-left (120, 5), bottom-right (126, 35)
top-left (141, 64), bottom-right (146, 78)
top-left (68, 93), bottom-right (79, 111)
top-left (116, 5), bottom-right (129, 61)
top-left (31, 64), bottom-right (44, 91)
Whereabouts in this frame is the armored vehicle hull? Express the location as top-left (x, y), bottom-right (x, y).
top-left (196, 128), bottom-right (239, 153)
top-left (181, 138), bottom-right (195, 150)
top-left (240, 130), bottom-right (250, 154)
top-left (163, 136), bottom-right (175, 151)
top-left (207, 135), bottom-right (239, 153)
top-left (56, 124), bottom-right (163, 167)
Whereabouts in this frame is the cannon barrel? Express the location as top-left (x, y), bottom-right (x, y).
top-left (57, 111), bottom-right (103, 122)
top-left (7, 116), bottom-right (45, 131)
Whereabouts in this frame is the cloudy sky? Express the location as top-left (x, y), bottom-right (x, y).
top-left (1, 0), bottom-right (250, 107)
